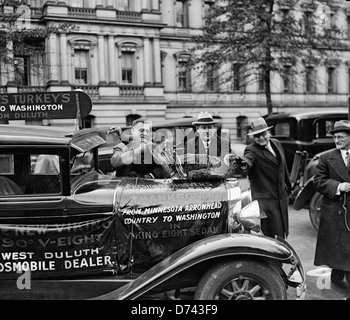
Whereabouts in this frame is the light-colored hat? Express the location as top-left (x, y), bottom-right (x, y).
top-left (192, 111), bottom-right (219, 126)
top-left (329, 120), bottom-right (350, 134)
top-left (247, 117), bottom-right (273, 136)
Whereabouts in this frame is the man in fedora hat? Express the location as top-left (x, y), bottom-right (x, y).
top-left (314, 120), bottom-right (350, 291)
top-left (176, 111), bottom-right (232, 173)
top-left (228, 117), bottom-right (291, 239)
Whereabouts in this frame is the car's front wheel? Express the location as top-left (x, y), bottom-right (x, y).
top-left (194, 260), bottom-right (287, 300)
top-left (309, 192), bottom-right (322, 231)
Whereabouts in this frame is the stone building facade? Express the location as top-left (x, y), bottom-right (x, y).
top-left (1, 0), bottom-right (350, 142)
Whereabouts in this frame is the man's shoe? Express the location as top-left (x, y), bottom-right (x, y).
top-left (331, 269), bottom-right (349, 290)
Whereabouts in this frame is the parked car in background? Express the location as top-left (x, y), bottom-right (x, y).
top-left (0, 123), bottom-right (305, 300)
top-left (265, 110), bottom-right (348, 172)
top-left (292, 150), bottom-right (326, 231)
top-left (264, 110), bottom-right (348, 230)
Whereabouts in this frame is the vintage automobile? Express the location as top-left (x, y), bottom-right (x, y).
top-left (0, 123), bottom-right (306, 300)
top-left (292, 150), bottom-right (327, 231)
top-left (264, 110), bottom-right (348, 230)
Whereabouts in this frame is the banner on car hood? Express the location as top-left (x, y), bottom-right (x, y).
top-left (0, 177), bottom-right (232, 279)
top-left (113, 178), bottom-right (230, 271)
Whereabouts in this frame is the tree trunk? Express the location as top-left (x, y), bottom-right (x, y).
top-left (265, 68), bottom-right (273, 115)
top-left (265, 44), bottom-right (273, 116)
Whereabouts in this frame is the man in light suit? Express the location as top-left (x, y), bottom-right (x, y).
top-left (314, 120), bottom-right (350, 290)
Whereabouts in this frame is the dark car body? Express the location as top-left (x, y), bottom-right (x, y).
top-left (292, 150), bottom-right (329, 231)
top-left (265, 110), bottom-right (348, 172)
top-left (0, 123), bottom-right (305, 300)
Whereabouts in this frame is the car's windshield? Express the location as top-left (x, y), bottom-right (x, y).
top-left (70, 151), bottom-right (93, 175)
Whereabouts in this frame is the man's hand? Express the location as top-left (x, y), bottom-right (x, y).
top-left (339, 182), bottom-right (350, 193)
top-left (224, 154), bottom-right (247, 168)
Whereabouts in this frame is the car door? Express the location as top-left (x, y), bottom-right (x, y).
top-left (0, 147), bottom-right (68, 222)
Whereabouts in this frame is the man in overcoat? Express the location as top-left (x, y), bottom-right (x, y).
top-left (313, 120), bottom-right (350, 290)
top-left (231, 117), bottom-right (291, 239)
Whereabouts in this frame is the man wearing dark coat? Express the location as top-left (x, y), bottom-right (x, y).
top-left (228, 117), bottom-right (291, 239)
top-left (313, 120), bottom-right (350, 290)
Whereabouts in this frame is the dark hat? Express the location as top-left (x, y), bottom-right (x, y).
top-left (192, 111), bottom-right (219, 126)
top-left (247, 117), bottom-right (273, 136)
top-left (329, 120), bottom-right (350, 134)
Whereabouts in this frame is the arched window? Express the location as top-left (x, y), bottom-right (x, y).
top-left (126, 114), bottom-right (141, 126)
top-left (83, 115), bottom-right (95, 128)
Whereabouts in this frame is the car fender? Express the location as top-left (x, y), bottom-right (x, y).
top-left (293, 177), bottom-right (315, 210)
top-left (92, 233), bottom-right (295, 300)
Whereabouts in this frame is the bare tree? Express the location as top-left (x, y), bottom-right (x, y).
top-left (189, 0), bottom-right (345, 115)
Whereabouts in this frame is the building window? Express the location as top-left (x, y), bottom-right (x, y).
top-left (281, 8), bottom-right (289, 19)
top-left (14, 56), bottom-right (30, 86)
top-left (176, 1), bottom-right (188, 28)
top-left (303, 11), bottom-right (313, 33)
top-left (82, 115), bottom-right (95, 129)
top-left (178, 60), bottom-right (191, 92)
top-left (233, 63), bottom-right (245, 92)
top-left (126, 114), bottom-right (141, 126)
top-left (74, 50), bottom-right (89, 85)
top-left (206, 63), bottom-right (217, 92)
top-left (258, 66), bottom-right (265, 92)
top-left (204, 0), bottom-right (215, 17)
top-left (118, 0), bottom-right (133, 11)
top-left (327, 67), bottom-right (336, 93)
top-left (236, 116), bottom-right (248, 142)
top-left (306, 66), bottom-right (316, 93)
top-left (282, 66), bottom-right (293, 93)
top-left (121, 51), bottom-right (135, 85)
top-left (71, 0), bottom-right (84, 7)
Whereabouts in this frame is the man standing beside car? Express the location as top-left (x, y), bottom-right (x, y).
top-left (225, 117), bottom-right (291, 239)
top-left (313, 120), bottom-right (350, 290)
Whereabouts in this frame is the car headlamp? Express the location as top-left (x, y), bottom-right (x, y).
top-left (236, 200), bottom-right (266, 232)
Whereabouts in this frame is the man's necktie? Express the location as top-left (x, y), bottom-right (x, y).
top-left (266, 144), bottom-right (276, 157)
top-left (346, 151), bottom-right (350, 170)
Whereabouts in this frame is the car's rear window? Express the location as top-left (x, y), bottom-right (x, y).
top-left (274, 122), bottom-right (290, 137)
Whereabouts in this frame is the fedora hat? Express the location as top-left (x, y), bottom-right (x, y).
top-left (329, 120), bottom-right (350, 134)
top-left (247, 117), bottom-right (273, 136)
top-left (192, 111), bottom-right (219, 126)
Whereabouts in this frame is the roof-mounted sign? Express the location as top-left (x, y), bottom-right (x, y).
top-left (0, 91), bottom-right (92, 122)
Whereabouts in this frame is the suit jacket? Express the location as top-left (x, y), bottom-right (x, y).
top-left (313, 148), bottom-right (350, 271)
top-left (243, 138), bottom-right (291, 238)
top-left (110, 140), bottom-right (168, 178)
top-left (177, 134), bottom-right (232, 159)
top-left (176, 135), bottom-right (232, 175)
